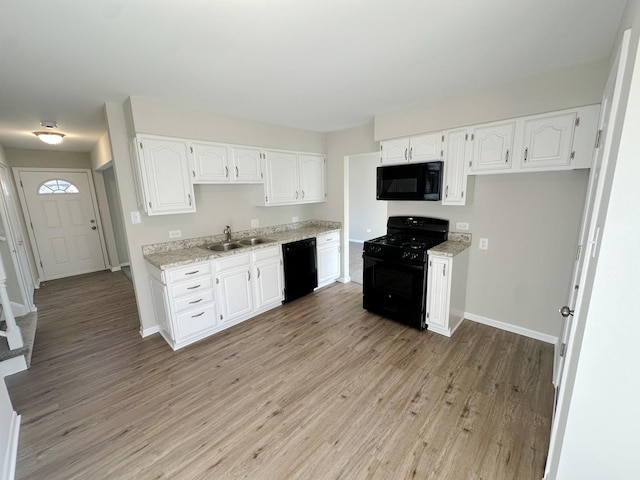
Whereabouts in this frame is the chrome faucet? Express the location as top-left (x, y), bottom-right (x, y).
top-left (223, 225), bottom-right (232, 242)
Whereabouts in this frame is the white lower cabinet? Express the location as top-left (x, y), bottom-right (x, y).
top-left (252, 247), bottom-right (284, 309)
top-left (148, 260), bottom-right (218, 350)
top-left (216, 254), bottom-right (254, 325)
top-left (147, 245), bottom-right (285, 350)
top-left (215, 246), bottom-right (284, 326)
top-left (316, 231), bottom-right (341, 288)
top-left (426, 249), bottom-right (469, 337)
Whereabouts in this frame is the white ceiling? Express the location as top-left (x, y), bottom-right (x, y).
top-left (0, 0), bottom-right (628, 152)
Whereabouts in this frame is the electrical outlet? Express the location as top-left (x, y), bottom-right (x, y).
top-left (292, 216), bottom-right (299, 223)
top-left (456, 222), bottom-right (470, 231)
top-left (169, 229), bottom-right (182, 239)
top-left (479, 237), bottom-right (489, 250)
top-left (251, 219), bottom-right (259, 228)
top-left (130, 211), bottom-right (141, 224)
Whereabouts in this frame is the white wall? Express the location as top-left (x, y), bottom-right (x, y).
top-left (372, 62), bottom-right (607, 339)
top-left (348, 153), bottom-right (386, 241)
top-left (375, 59), bottom-right (609, 140)
top-left (553, 1), bottom-right (640, 477)
top-left (106, 98), bottom-right (327, 333)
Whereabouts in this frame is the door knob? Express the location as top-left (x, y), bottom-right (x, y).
top-left (91, 226), bottom-right (97, 230)
top-left (559, 306), bottom-right (574, 317)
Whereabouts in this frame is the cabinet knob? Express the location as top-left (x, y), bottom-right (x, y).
top-left (559, 306), bottom-right (574, 318)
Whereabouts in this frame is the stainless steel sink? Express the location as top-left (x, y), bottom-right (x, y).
top-left (204, 242), bottom-right (244, 251)
top-left (238, 237), bottom-right (273, 246)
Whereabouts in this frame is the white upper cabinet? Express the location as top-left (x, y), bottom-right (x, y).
top-left (409, 132), bottom-right (444, 163)
top-left (263, 150), bottom-right (299, 205)
top-left (468, 121), bottom-right (516, 173)
top-left (230, 147), bottom-right (263, 183)
top-left (134, 135), bottom-right (196, 215)
top-left (258, 150), bottom-right (326, 206)
top-left (298, 154), bottom-right (326, 203)
top-left (190, 141), bottom-right (231, 183)
top-left (190, 141), bottom-right (263, 184)
top-left (380, 137), bottom-right (409, 165)
top-left (442, 128), bottom-right (472, 206)
top-left (520, 112), bottom-right (576, 170)
top-left (380, 133), bottom-right (443, 165)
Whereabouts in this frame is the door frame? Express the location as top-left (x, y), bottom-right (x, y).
top-left (13, 167), bottom-right (109, 282)
top-left (0, 164), bottom-right (37, 313)
top-left (544, 28), bottom-right (632, 479)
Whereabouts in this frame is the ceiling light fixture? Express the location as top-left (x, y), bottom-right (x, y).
top-left (34, 121), bottom-right (65, 145)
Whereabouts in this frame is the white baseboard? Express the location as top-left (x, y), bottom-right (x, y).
top-left (348, 239), bottom-right (365, 244)
top-left (139, 325), bottom-right (160, 338)
top-left (337, 276), bottom-right (351, 284)
top-left (110, 266), bottom-right (122, 272)
top-left (120, 262), bottom-right (131, 267)
top-left (0, 356), bottom-right (27, 377)
top-left (464, 312), bottom-right (558, 344)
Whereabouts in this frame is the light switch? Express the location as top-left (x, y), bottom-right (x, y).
top-left (131, 211), bottom-right (141, 224)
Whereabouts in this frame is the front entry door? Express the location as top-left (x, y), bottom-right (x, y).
top-left (16, 169), bottom-right (106, 280)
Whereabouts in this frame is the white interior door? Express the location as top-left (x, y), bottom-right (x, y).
top-left (545, 29), bottom-right (631, 480)
top-left (16, 169), bottom-right (107, 281)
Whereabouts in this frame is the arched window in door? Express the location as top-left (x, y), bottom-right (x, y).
top-left (37, 179), bottom-right (80, 194)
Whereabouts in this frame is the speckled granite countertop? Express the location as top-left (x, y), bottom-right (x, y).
top-left (428, 232), bottom-right (472, 257)
top-left (144, 220), bottom-right (341, 270)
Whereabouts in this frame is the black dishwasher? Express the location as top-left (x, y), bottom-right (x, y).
top-left (282, 238), bottom-right (318, 303)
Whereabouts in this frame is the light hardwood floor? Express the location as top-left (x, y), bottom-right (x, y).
top-left (6, 271), bottom-right (554, 479)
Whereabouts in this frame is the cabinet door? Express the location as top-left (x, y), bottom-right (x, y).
top-left (254, 258), bottom-right (283, 308)
top-left (380, 138), bottom-right (410, 165)
top-left (521, 112), bottom-right (576, 169)
top-left (469, 121), bottom-right (515, 173)
top-left (410, 132), bottom-right (443, 162)
top-left (191, 141), bottom-right (231, 183)
top-left (442, 128), bottom-right (469, 206)
top-left (231, 147), bottom-right (263, 183)
top-left (264, 151), bottom-right (299, 205)
top-left (317, 244), bottom-right (340, 286)
top-left (217, 268), bottom-right (254, 323)
top-left (137, 136), bottom-right (196, 215)
top-left (298, 154), bottom-right (326, 203)
top-left (427, 257), bottom-right (451, 330)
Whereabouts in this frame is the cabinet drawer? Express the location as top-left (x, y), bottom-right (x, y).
top-left (176, 303), bottom-right (217, 340)
top-left (252, 245), bottom-right (281, 263)
top-left (168, 262), bottom-right (213, 283)
top-left (216, 253), bottom-right (250, 273)
top-left (174, 290), bottom-right (215, 314)
top-left (317, 232), bottom-right (340, 245)
top-left (170, 275), bottom-right (214, 298)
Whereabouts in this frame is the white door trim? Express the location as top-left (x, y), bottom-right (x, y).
top-left (12, 167), bottom-right (109, 282)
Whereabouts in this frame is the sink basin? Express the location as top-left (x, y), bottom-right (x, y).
top-left (238, 237), bottom-right (273, 246)
top-left (204, 242), bottom-right (244, 252)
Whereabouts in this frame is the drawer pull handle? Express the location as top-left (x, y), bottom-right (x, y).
top-left (189, 298), bottom-right (203, 304)
top-left (187, 284), bottom-right (201, 290)
top-left (191, 312), bottom-right (205, 318)
top-left (185, 270), bottom-right (199, 275)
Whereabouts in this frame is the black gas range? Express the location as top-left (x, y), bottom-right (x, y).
top-left (363, 216), bottom-right (449, 330)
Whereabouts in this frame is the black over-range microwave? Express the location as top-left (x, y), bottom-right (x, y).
top-left (376, 161), bottom-right (443, 201)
